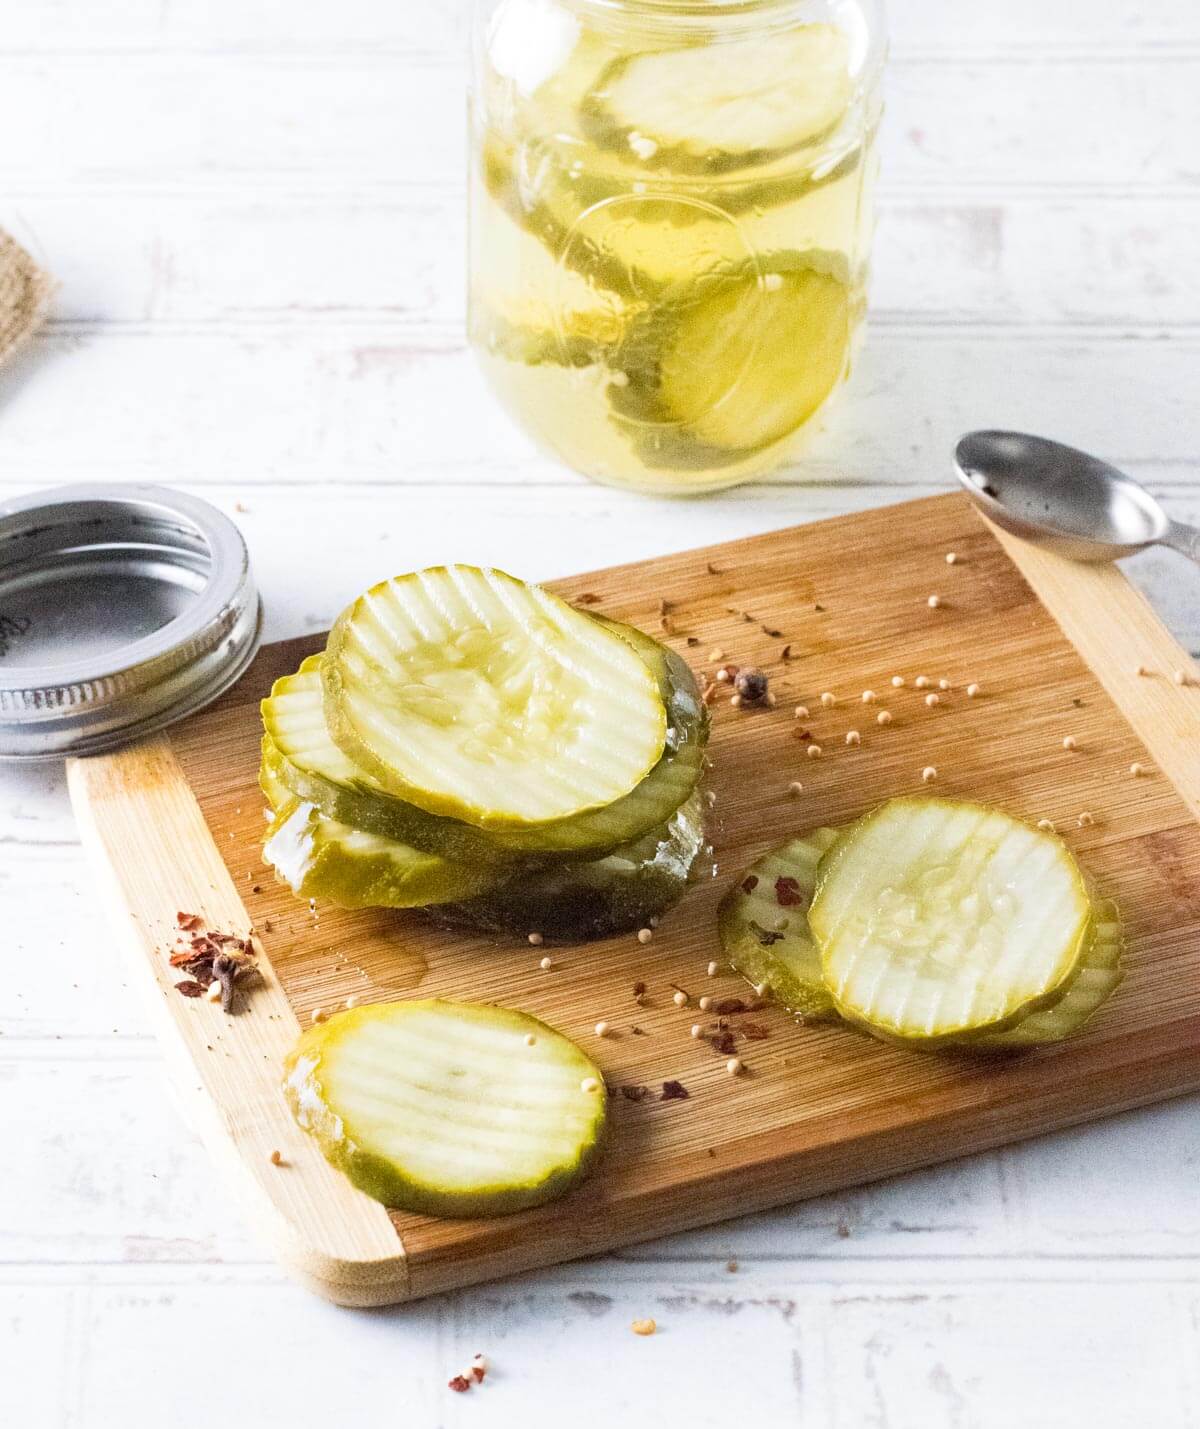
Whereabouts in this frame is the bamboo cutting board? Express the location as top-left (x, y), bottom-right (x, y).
top-left (67, 493), bottom-right (1200, 1306)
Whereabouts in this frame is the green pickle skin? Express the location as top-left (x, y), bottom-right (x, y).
top-left (721, 808), bottom-right (1122, 1053)
top-left (263, 614), bottom-right (708, 862)
top-left (284, 1001), bottom-right (608, 1216)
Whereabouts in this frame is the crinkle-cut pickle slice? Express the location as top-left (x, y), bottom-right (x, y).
top-left (443, 789), bottom-right (707, 941)
top-left (975, 901), bottom-right (1123, 1050)
top-left (284, 1000), bottom-right (608, 1216)
top-left (261, 797), bottom-right (504, 909)
top-left (322, 566), bottom-right (667, 831)
top-left (718, 827), bottom-right (841, 1018)
top-left (263, 620), bottom-right (707, 860)
top-left (810, 797), bottom-right (1093, 1045)
top-left (582, 24), bottom-right (853, 174)
top-left (637, 259), bottom-right (851, 459)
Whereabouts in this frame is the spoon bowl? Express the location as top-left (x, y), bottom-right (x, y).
top-left (954, 430), bottom-right (1196, 565)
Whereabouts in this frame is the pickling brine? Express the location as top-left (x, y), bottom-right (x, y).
top-left (469, 0), bottom-right (886, 494)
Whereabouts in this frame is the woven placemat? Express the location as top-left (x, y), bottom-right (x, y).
top-left (0, 229), bottom-right (54, 368)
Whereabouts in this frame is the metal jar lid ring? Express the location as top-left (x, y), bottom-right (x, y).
top-left (0, 484), bottom-right (261, 760)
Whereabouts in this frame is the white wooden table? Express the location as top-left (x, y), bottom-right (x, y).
top-left (3, 3), bottom-right (1199, 1423)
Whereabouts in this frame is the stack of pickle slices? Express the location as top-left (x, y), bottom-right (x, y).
top-left (259, 566), bottom-right (710, 940)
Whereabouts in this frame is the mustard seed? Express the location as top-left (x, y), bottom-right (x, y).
top-left (1130, 762), bottom-right (1145, 776)
top-left (877, 710), bottom-right (892, 725)
top-left (1037, 819), bottom-right (1055, 832)
top-left (594, 1021), bottom-right (611, 1038)
top-left (925, 693), bottom-right (940, 707)
top-left (1062, 736), bottom-right (1077, 751)
top-left (915, 675), bottom-right (931, 690)
top-left (539, 955), bottom-right (553, 970)
top-left (921, 766), bottom-right (937, 783)
top-left (637, 928), bottom-right (653, 945)
top-left (892, 676), bottom-right (905, 688)
top-left (581, 1077), bottom-right (601, 1094)
top-left (794, 704), bottom-right (810, 719)
top-left (966, 683), bottom-right (981, 698)
top-left (726, 1057), bottom-right (743, 1076)
top-left (845, 730), bottom-right (861, 746)
top-left (946, 552), bottom-right (958, 565)
top-left (806, 743), bottom-right (822, 758)
top-left (673, 990), bottom-right (688, 1008)
top-left (861, 689), bottom-right (877, 703)
top-left (820, 691), bottom-right (836, 707)
top-left (527, 931), bottom-right (544, 946)
top-left (788, 780), bottom-right (804, 796)
top-left (928, 595), bottom-right (941, 609)
top-left (707, 960), bottom-right (720, 977)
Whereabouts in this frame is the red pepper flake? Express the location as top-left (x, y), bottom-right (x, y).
top-left (741, 874), bottom-right (760, 894)
top-left (761, 625), bottom-right (783, 639)
top-left (448, 1376), bottom-right (471, 1393)
top-left (741, 1022), bottom-right (771, 1041)
top-left (706, 561), bottom-right (720, 576)
top-left (574, 592), bottom-right (602, 606)
top-left (686, 636), bottom-right (700, 647)
top-left (713, 998), bottom-right (748, 1015)
top-left (775, 876), bottom-right (804, 907)
top-left (176, 911), bottom-right (203, 931)
top-left (630, 1025), bottom-right (647, 1035)
top-left (620, 1084), bottom-right (649, 1102)
top-left (793, 728), bottom-right (813, 742)
top-left (471, 1364), bottom-right (486, 1384)
top-left (661, 1080), bottom-right (690, 1101)
top-left (814, 603), bottom-right (826, 613)
top-left (710, 1030), bottom-right (738, 1056)
top-left (174, 980), bottom-right (205, 998)
top-left (780, 644), bottom-right (793, 661)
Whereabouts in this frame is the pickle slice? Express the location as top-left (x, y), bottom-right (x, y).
top-left (582, 26), bottom-right (853, 174)
top-left (811, 798), bottom-right (1093, 1046)
top-left (613, 254), bottom-right (850, 466)
top-left (264, 621), bottom-right (707, 860)
top-left (323, 566), bottom-right (667, 830)
top-left (718, 828), bottom-right (841, 1018)
top-left (442, 789), bottom-right (707, 941)
top-left (262, 797), bottom-right (505, 909)
top-left (284, 999), bottom-right (607, 1215)
top-left (976, 902), bottom-right (1123, 1049)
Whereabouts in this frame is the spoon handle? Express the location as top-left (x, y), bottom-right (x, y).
top-left (1163, 521), bottom-right (1200, 567)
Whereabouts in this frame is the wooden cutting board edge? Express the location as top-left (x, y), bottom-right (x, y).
top-left (65, 495), bottom-right (1200, 1307)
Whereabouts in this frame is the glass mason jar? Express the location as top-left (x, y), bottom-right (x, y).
top-left (468, 0), bottom-right (886, 495)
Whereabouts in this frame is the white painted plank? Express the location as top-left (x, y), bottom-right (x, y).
top-left (0, 851), bottom-right (144, 1040)
top-left (0, 1053), bottom-right (264, 1266)
top-left (2, 56), bottom-right (1199, 193)
top-left (4, 1271), bottom-right (1198, 1429)
top-left (5, 0), bottom-right (464, 53)
top-left (8, 0), bottom-right (1200, 57)
top-left (0, 333), bottom-right (1195, 486)
top-left (0, 1288), bottom-right (73, 1424)
top-left (74, 1278), bottom-right (443, 1428)
top-left (817, 1282), bottom-right (1194, 1429)
top-left (11, 193), bottom-right (1200, 330)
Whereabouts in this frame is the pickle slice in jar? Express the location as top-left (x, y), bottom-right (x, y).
top-left (609, 252), bottom-right (851, 465)
top-left (582, 25), bottom-right (853, 174)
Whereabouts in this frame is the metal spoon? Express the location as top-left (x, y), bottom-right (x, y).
top-left (954, 430), bottom-right (1200, 566)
